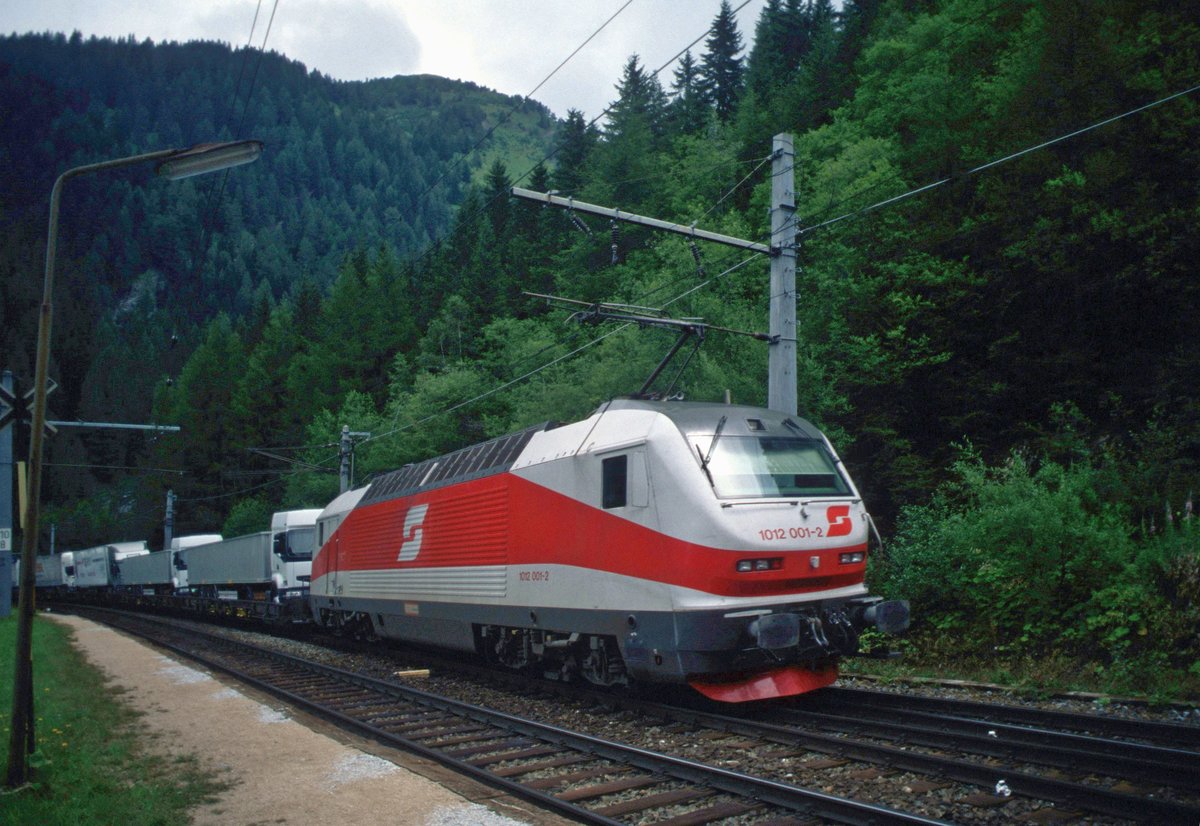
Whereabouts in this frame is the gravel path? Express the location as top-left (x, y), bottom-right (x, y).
top-left (47, 613), bottom-right (572, 826)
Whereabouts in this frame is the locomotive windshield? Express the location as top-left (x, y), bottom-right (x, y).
top-left (699, 436), bottom-right (851, 498)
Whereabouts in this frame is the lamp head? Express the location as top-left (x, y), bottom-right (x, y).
top-left (156, 140), bottom-right (263, 180)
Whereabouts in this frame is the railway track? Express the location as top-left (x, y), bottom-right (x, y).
top-left (74, 607), bottom-right (1200, 824)
top-left (810, 685), bottom-right (1200, 750)
top-left (81, 608), bottom-right (946, 825)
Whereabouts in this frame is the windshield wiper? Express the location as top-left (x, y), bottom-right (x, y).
top-left (697, 415), bottom-right (727, 487)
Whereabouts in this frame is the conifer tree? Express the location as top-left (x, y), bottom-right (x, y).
top-left (836, 0), bottom-right (884, 86)
top-left (485, 159), bottom-right (513, 238)
top-left (784, 0), bottom-right (841, 131)
top-left (781, 0), bottom-right (812, 69)
top-left (669, 49), bottom-right (709, 133)
top-left (591, 55), bottom-right (669, 206)
top-left (551, 109), bottom-right (597, 195)
top-left (605, 54), bottom-right (668, 142)
top-left (744, 0), bottom-right (788, 99)
top-left (699, 0), bottom-right (745, 122)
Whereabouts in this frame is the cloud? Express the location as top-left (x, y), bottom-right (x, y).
top-left (6, 0), bottom-right (769, 119)
top-left (270, 1), bottom-right (421, 80)
top-left (193, 0), bottom-right (421, 81)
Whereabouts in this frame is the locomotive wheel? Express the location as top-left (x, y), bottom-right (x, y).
top-left (580, 636), bottom-right (628, 688)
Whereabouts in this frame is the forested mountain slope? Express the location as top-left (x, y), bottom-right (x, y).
top-left (0, 30), bottom-right (555, 456)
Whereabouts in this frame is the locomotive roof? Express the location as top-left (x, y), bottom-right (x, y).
top-left (361, 421), bottom-right (556, 505)
top-left (600, 398), bottom-right (824, 439)
top-left (358, 401), bottom-right (824, 508)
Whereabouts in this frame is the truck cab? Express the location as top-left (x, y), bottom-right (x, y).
top-left (270, 509), bottom-right (321, 593)
top-left (61, 551), bottom-right (76, 589)
top-left (170, 534), bottom-right (222, 590)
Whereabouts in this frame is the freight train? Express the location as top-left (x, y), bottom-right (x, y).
top-left (33, 398), bottom-right (908, 702)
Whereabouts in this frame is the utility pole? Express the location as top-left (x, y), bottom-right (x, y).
top-left (164, 489), bottom-right (175, 550)
top-left (340, 426), bottom-right (351, 493)
top-left (511, 132), bottom-right (800, 413)
top-left (339, 426), bottom-right (371, 494)
top-left (0, 370), bottom-right (13, 619)
top-left (769, 134), bottom-right (798, 415)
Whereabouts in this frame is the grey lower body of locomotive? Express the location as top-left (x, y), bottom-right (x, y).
top-left (310, 592), bottom-right (909, 683)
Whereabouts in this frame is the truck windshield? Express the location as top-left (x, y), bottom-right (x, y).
top-left (281, 527), bottom-right (316, 561)
top-left (697, 436), bottom-right (851, 498)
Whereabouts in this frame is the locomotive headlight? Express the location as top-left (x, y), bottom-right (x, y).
top-left (839, 551), bottom-right (865, 564)
top-left (736, 557), bottom-right (783, 573)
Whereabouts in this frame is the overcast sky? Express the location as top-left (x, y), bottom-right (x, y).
top-left (7, 1), bottom-right (768, 119)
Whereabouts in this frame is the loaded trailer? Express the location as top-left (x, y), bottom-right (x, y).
top-left (117, 550), bottom-right (180, 594)
top-left (181, 509), bottom-right (319, 600)
top-left (74, 542), bottom-right (149, 589)
top-left (34, 553), bottom-right (67, 590)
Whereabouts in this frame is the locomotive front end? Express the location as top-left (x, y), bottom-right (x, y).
top-left (643, 402), bottom-right (910, 701)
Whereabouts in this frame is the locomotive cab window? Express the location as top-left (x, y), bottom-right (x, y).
top-left (699, 436), bottom-right (851, 499)
top-left (602, 454), bottom-right (628, 509)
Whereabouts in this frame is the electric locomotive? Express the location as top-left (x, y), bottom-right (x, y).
top-left (310, 398), bottom-right (908, 702)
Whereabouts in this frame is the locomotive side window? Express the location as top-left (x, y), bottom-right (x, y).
top-left (602, 454), bottom-right (628, 509)
top-left (700, 436), bottom-right (851, 498)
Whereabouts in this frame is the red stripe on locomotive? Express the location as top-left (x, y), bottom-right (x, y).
top-left (314, 474), bottom-right (866, 598)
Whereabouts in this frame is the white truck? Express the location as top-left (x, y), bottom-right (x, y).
top-left (182, 510), bottom-right (320, 599)
top-left (73, 541), bottom-right (149, 589)
top-left (115, 534), bottom-right (217, 594)
top-left (168, 533), bottom-right (223, 591)
top-left (33, 554), bottom-right (66, 590)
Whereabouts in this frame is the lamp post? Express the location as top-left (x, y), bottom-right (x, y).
top-left (5, 139), bottom-right (263, 789)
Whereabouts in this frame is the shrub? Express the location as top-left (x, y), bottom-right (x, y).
top-left (875, 447), bottom-right (1137, 654)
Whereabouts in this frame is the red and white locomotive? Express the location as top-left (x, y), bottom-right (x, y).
top-left (310, 398), bottom-right (908, 702)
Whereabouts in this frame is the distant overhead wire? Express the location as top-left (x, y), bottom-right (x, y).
top-left (525, 0), bottom-right (758, 181)
top-left (234, 0), bottom-right (282, 140)
top-left (205, 0), bottom-right (281, 216)
top-left (701, 152), bottom-right (774, 219)
top-left (402, 0), bottom-right (758, 278)
top-left (363, 78), bottom-right (1200, 459)
top-left (45, 462), bottom-right (184, 475)
top-left (174, 474), bottom-right (291, 504)
top-left (791, 81), bottom-right (1200, 240)
top-left (186, 0), bottom-right (281, 328)
top-left (413, 0), bottom-right (637, 206)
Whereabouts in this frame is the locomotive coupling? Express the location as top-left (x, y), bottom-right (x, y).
top-left (748, 597), bottom-right (910, 661)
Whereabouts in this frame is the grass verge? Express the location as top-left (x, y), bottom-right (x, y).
top-left (0, 612), bottom-right (228, 825)
top-left (849, 630), bottom-right (1200, 704)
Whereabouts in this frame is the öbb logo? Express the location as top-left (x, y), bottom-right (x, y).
top-left (397, 504), bottom-right (429, 561)
top-left (826, 505), bottom-right (853, 538)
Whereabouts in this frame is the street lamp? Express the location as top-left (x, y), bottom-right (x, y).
top-left (5, 139), bottom-right (263, 789)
